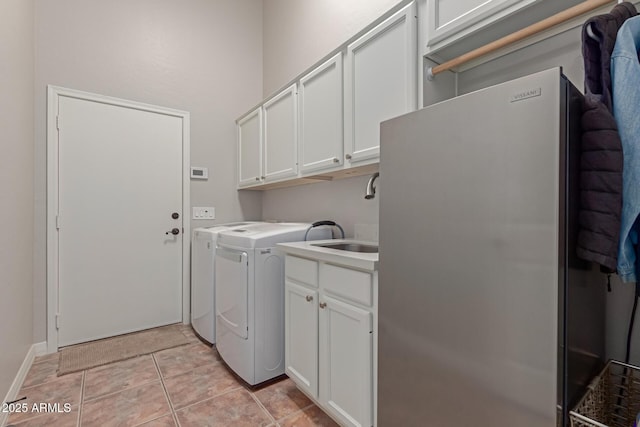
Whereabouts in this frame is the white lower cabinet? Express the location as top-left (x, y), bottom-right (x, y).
top-left (320, 296), bottom-right (373, 427)
top-left (285, 280), bottom-right (319, 397)
top-left (284, 255), bottom-right (377, 427)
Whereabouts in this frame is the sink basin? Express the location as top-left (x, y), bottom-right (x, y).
top-left (313, 242), bottom-right (378, 253)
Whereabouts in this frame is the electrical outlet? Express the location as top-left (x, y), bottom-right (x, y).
top-left (192, 207), bottom-right (215, 220)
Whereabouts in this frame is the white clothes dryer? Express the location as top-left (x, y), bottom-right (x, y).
top-left (214, 223), bottom-right (332, 385)
top-left (191, 222), bottom-right (261, 344)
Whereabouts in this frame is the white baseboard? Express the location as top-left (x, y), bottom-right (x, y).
top-left (33, 342), bottom-right (47, 357)
top-left (1, 343), bottom-right (42, 427)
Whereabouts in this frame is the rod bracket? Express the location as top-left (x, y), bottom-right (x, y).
top-left (426, 66), bottom-right (435, 81)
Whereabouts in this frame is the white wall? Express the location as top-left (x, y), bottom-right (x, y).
top-left (455, 26), bottom-right (584, 95)
top-left (0, 0), bottom-right (34, 399)
top-left (32, 0), bottom-right (264, 343)
top-left (262, 0), bottom-right (403, 97)
top-left (260, 0), bottom-right (402, 237)
top-left (262, 177), bottom-right (379, 237)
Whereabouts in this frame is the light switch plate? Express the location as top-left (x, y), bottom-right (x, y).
top-left (192, 207), bottom-right (215, 220)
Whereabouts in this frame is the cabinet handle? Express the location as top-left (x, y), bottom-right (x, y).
top-left (319, 302), bottom-right (327, 309)
top-left (306, 295), bottom-right (313, 302)
top-left (261, 176), bottom-right (266, 180)
top-left (333, 157), bottom-right (339, 163)
top-left (345, 154), bottom-right (352, 160)
top-left (255, 177), bottom-right (260, 181)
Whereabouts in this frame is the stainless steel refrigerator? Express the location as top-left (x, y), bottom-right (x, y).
top-left (378, 68), bottom-right (605, 427)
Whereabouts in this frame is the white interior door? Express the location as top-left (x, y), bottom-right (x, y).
top-left (56, 94), bottom-right (184, 347)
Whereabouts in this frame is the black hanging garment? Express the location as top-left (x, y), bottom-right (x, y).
top-left (577, 2), bottom-right (637, 271)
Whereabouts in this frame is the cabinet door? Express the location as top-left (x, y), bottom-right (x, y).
top-left (264, 84), bottom-right (298, 182)
top-left (285, 281), bottom-right (319, 398)
top-left (427, 0), bottom-right (538, 48)
top-left (345, 1), bottom-right (417, 165)
top-left (237, 107), bottom-right (263, 188)
top-left (319, 295), bottom-right (373, 427)
top-left (299, 53), bottom-right (344, 174)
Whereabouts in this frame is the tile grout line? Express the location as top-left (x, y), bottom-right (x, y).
top-left (168, 384), bottom-right (245, 414)
top-left (276, 404), bottom-right (316, 425)
top-left (24, 360), bottom-right (57, 387)
top-left (80, 352), bottom-right (166, 404)
top-left (153, 342), bottom-right (221, 381)
top-left (248, 391), bottom-right (278, 426)
top-left (82, 379), bottom-right (167, 425)
top-left (171, 383), bottom-right (246, 413)
top-left (82, 378), bottom-right (164, 404)
top-left (151, 353), bottom-right (180, 427)
top-left (154, 361), bottom-right (222, 382)
top-left (301, 403), bottom-right (315, 411)
top-left (19, 370), bottom-right (78, 392)
top-left (30, 354), bottom-right (59, 366)
top-left (6, 369), bottom-right (84, 426)
top-left (77, 370), bottom-right (85, 427)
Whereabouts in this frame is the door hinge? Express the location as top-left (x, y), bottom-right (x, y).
top-left (56, 215), bottom-right (61, 230)
top-left (55, 314), bottom-right (60, 330)
top-left (56, 115), bottom-right (60, 130)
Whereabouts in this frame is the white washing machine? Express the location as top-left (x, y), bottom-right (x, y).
top-left (215, 223), bottom-right (332, 385)
top-left (191, 222), bottom-right (261, 344)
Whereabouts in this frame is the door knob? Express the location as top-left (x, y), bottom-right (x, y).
top-left (319, 302), bottom-right (327, 309)
top-left (345, 154), bottom-right (352, 160)
top-left (171, 212), bottom-right (180, 219)
top-left (305, 295), bottom-right (313, 302)
top-left (165, 228), bottom-right (180, 235)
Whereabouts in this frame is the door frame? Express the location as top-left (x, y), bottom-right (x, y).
top-left (46, 85), bottom-right (191, 353)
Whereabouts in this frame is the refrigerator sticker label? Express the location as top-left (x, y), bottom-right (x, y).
top-left (510, 88), bottom-right (542, 103)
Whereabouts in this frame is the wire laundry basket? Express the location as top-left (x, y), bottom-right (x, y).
top-left (570, 360), bottom-right (640, 427)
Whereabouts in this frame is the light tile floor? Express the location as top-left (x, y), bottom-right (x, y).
top-left (7, 325), bottom-right (338, 427)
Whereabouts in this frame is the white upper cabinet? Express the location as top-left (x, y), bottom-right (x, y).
top-left (237, 107), bottom-right (262, 188)
top-left (422, 0), bottom-right (583, 54)
top-left (426, 0), bottom-right (539, 50)
top-left (237, 3), bottom-right (418, 188)
top-left (299, 53), bottom-right (344, 175)
top-left (345, 1), bottom-right (417, 165)
top-left (264, 84), bottom-right (298, 182)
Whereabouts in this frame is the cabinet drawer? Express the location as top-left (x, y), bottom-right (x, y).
top-left (286, 255), bottom-right (318, 287)
top-left (320, 264), bottom-right (372, 306)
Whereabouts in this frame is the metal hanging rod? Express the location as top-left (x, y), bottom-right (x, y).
top-left (427, 0), bottom-right (618, 79)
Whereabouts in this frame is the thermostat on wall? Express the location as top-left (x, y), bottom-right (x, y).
top-left (190, 167), bottom-right (208, 180)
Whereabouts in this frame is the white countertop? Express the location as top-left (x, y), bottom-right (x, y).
top-left (277, 239), bottom-right (379, 271)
